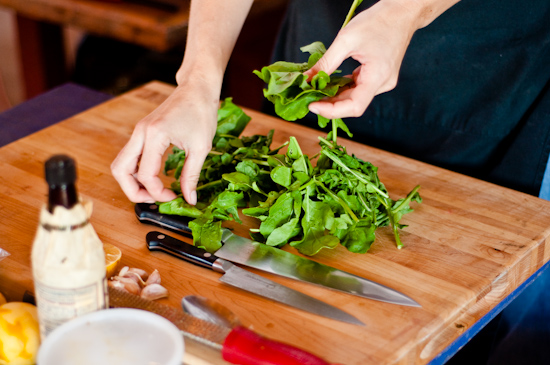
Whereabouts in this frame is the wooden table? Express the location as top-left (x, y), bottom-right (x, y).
top-left (1, 81), bottom-right (550, 364)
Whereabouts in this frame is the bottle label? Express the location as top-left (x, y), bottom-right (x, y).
top-left (41, 219), bottom-right (89, 231)
top-left (34, 277), bottom-right (108, 339)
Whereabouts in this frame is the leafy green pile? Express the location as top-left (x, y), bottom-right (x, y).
top-left (243, 135), bottom-right (421, 255)
top-left (157, 0), bottom-right (421, 255)
top-left (159, 98), bottom-right (420, 255)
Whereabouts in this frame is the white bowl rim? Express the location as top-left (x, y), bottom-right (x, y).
top-left (37, 308), bottom-right (184, 365)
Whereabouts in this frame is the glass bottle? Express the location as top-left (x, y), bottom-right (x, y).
top-left (32, 155), bottom-right (108, 340)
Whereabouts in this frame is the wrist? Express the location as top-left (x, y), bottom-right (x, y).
top-left (175, 59), bottom-right (225, 99)
top-left (176, 59), bottom-right (224, 85)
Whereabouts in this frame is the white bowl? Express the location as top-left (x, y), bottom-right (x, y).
top-left (37, 308), bottom-right (184, 365)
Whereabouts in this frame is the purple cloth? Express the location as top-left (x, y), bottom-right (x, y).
top-left (0, 83), bottom-right (112, 147)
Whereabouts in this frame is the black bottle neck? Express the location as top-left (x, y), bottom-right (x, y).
top-left (48, 184), bottom-right (78, 213)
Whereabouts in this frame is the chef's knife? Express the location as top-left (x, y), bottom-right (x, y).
top-left (146, 231), bottom-right (364, 326)
top-left (108, 286), bottom-right (339, 365)
top-left (136, 203), bottom-right (420, 308)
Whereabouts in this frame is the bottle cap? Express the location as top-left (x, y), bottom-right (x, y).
top-left (45, 155), bottom-right (77, 186)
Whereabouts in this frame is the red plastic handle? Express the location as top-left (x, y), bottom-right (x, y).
top-left (222, 326), bottom-right (337, 365)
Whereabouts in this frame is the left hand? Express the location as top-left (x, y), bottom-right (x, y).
top-left (306, 0), bottom-right (453, 119)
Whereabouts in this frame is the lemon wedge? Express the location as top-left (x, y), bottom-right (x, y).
top-left (104, 243), bottom-right (122, 279)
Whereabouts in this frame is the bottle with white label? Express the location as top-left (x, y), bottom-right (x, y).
top-left (32, 155), bottom-right (108, 340)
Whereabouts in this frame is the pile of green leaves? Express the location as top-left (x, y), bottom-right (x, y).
top-left (159, 98), bottom-right (421, 255)
top-left (243, 135), bottom-right (421, 255)
top-left (158, 0), bottom-right (421, 255)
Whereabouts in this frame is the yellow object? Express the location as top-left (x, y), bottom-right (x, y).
top-left (0, 302), bottom-right (40, 365)
top-left (104, 242), bottom-right (122, 279)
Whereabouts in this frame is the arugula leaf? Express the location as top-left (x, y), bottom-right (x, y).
top-left (290, 198), bottom-right (339, 256)
top-left (189, 217), bottom-right (223, 252)
top-left (341, 223), bottom-right (375, 254)
top-left (266, 217), bottom-right (301, 247)
top-left (259, 192), bottom-right (294, 238)
top-left (271, 166), bottom-right (292, 188)
top-left (242, 190), bottom-right (281, 220)
top-left (215, 97), bottom-right (251, 137)
top-left (158, 197), bottom-right (202, 218)
top-left (223, 172), bottom-right (252, 192)
top-left (300, 41), bottom-right (326, 56)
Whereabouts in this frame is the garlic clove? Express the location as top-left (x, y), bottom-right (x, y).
top-left (118, 266), bottom-right (129, 277)
top-left (112, 276), bottom-right (141, 296)
top-left (145, 269), bottom-right (161, 286)
top-left (108, 279), bottom-right (130, 294)
top-left (127, 268), bottom-right (149, 282)
top-left (140, 283), bottom-right (169, 301)
top-left (120, 271), bottom-right (147, 288)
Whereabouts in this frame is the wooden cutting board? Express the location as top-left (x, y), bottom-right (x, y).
top-left (1, 81), bottom-right (549, 364)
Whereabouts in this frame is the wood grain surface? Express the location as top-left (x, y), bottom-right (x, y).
top-left (1, 81), bottom-right (549, 364)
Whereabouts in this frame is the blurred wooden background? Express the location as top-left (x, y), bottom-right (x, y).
top-left (0, 0), bottom-right (288, 112)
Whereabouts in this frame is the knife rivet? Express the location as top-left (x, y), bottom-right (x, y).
top-left (149, 204), bottom-right (158, 210)
top-left (157, 234), bottom-right (165, 239)
top-left (204, 253), bottom-right (212, 258)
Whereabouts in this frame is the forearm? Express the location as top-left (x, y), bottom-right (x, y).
top-left (387, 0), bottom-right (461, 30)
top-left (176, 0), bottom-right (254, 93)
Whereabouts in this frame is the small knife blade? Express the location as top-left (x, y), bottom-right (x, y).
top-left (146, 231), bottom-right (365, 326)
top-left (136, 203), bottom-right (420, 308)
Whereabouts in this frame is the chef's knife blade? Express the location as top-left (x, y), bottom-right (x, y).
top-left (136, 203), bottom-right (420, 308)
top-left (146, 231), bottom-right (365, 326)
top-left (108, 287), bottom-right (338, 365)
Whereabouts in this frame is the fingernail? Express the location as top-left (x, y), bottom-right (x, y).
top-left (309, 105), bottom-right (319, 114)
top-left (189, 190), bottom-right (197, 205)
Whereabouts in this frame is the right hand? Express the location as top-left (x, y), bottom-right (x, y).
top-left (306, 0), bottom-right (460, 120)
top-left (111, 84), bottom-right (219, 205)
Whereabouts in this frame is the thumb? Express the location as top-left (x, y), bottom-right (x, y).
top-left (179, 148), bottom-right (209, 206)
top-left (306, 39), bottom-right (349, 78)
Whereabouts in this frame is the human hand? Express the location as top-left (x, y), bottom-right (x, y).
top-left (111, 84), bottom-right (218, 205)
top-left (305, 0), bottom-right (426, 119)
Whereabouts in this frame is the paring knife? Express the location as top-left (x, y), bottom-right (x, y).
top-left (136, 203), bottom-right (420, 308)
top-left (108, 287), bottom-right (339, 365)
top-left (146, 231), bottom-right (364, 326)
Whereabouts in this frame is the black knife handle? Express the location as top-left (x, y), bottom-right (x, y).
top-left (135, 203), bottom-right (192, 236)
top-left (146, 231), bottom-right (219, 270)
